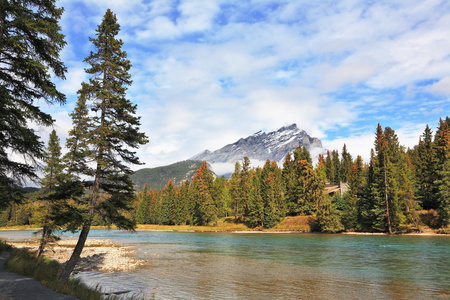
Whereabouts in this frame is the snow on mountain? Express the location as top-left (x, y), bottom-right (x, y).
top-left (190, 124), bottom-right (327, 176)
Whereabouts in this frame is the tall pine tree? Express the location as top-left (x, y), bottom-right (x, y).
top-left (59, 9), bottom-right (148, 283)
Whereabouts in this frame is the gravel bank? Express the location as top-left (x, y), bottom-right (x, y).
top-left (7, 239), bottom-right (146, 273)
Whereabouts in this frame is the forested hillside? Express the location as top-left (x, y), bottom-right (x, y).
top-left (130, 160), bottom-right (209, 190)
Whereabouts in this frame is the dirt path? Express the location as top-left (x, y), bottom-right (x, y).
top-left (0, 252), bottom-right (78, 300)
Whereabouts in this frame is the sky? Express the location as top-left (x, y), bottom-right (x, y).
top-left (39, 0), bottom-right (450, 170)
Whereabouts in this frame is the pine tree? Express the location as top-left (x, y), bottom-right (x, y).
top-left (246, 169), bottom-right (264, 228)
top-left (35, 130), bottom-right (66, 257)
top-left (230, 162), bottom-right (242, 220)
top-left (331, 150), bottom-right (341, 184)
top-left (0, 0), bottom-right (66, 205)
top-left (415, 125), bottom-right (437, 209)
top-left (437, 159), bottom-right (450, 227)
top-left (179, 179), bottom-right (191, 224)
top-left (282, 152), bottom-right (296, 215)
top-left (259, 160), bottom-right (285, 228)
top-left (325, 150), bottom-right (335, 183)
top-left (160, 179), bottom-right (176, 225)
top-left (341, 144), bottom-right (352, 183)
top-left (293, 158), bottom-right (323, 215)
top-left (190, 161), bottom-right (217, 225)
top-left (240, 157), bottom-right (251, 221)
top-left (434, 117), bottom-right (450, 227)
top-left (59, 10), bottom-right (148, 283)
top-left (316, 195), bottom-right (344, 233)
top-left (136, 184), bottom-right (151, 224)
top-left (359, 149), bottom-right (385, 232)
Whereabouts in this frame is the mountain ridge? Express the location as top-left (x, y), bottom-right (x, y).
top-left (190, 124), bottom-right (327, 174)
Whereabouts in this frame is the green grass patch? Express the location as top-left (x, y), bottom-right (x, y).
top-left (4, 246), bottom-right (105, 300)
top-left (272, 215), bottom-right (315, 232)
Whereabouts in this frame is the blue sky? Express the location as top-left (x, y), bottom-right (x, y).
top-left (41, 0), bottom-right (450, 168)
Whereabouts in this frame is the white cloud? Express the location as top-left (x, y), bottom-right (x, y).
top-left (429, 76), bottom-right (450, 95)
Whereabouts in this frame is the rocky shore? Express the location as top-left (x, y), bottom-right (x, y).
top-left (7, 238), bottom-right (146, 273)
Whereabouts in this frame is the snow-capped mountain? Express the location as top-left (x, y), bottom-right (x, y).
top-left (190, 124), bottom-right (327, 175)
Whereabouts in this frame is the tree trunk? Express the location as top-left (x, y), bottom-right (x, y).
top-left (58, 220), bottom-right (91, 284)
top-left (36, 226), bottom-right (49, 258)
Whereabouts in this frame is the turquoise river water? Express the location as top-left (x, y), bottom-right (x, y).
top-left (1, 230), bottom-right (449, 299)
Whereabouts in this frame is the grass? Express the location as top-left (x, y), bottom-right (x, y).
top-left (136, 218), bottom-right (249, 232)
top-left (272, 215), bottom-right (315, 232)
top-left (136, 216), bottom-right (315, 232)
top-left (2, 244), bottom-right (105, 300)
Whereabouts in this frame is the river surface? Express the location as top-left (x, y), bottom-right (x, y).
top-left (1, 230), bottom-right (449, 299)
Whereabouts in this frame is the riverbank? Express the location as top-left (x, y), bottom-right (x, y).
top-left (5, 238), bottom-right (146, 273)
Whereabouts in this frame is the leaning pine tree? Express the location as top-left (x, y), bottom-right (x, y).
top-left (59, 9), bottom-right (148, 283)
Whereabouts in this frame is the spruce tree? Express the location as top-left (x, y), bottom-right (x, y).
top-left (415, 125), bottom-right (437, 209)
top-left (325, 150), bottom-right (335, 183)
top-left (136, 184), bottom-right (151, 224)
top-left (434, 117), bottom-right (450, 226)
top-left (230, 162), bottom-right (242, 220)
top-left (0, 0), bottom-right (66, 205)
top-left (316, 195), bottom-right (344, 233)
top-left (437, 159), bottom-right (450, 227)
top-left (341, 144), bottom-right (353, 183)
top-left (35, 130), bottom-right (66, 257)
top-left (247, 169), bottom-right (264, 228)
top-left (282, 152), bottom-right (296, 215)
top-left (59, 9), bottom-right (148, 283)
top-left (190, 161), bottom-right (217, 225)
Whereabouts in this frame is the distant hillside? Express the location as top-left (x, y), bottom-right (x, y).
top-left (131, 160), bottom-right (207, 191)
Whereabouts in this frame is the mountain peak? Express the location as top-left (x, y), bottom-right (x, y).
top-left (190, 125), bottom-right (326, 174)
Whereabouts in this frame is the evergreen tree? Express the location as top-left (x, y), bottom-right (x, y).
top-left (160, 179), bottom-right (176, 225)
top-left (331, 150), bottom-right (341, 184)
top-left (240, 157), bottom-right (251, 221)
top-left (341, 144), bottom-right (353, 183)
top-left (434, 117), bottom-right (450, 226)
top-left (282, 152), bottom-right (296, 215)
top-left (415, 125), bottom-right (437, 209)
top-left (136, 184), bottom-right (151, 224)
top-left (246, 169), bottom-right (264, 228)
top-left (190, 161), bottom-right (217, 225)
top-left (359, 149), bottom-right (386, 232)
top-left (325, 150), bottom-right (335, 183)
top-left (293, 159), bottom-right (323, 215)
top-left (316, 195), bottom-right (344, 233)
top-left (0, 0), bottom-right (66, 205)
top-left (437, 159), bottom-right (450, 227)
top-left (264, 161), bottom-right (285, 228)
top-left (35, 130), bottom-right (66, 257)
top-left (230, 162), bottom-right (242, 220)
top-left (59, 10), bottom-right (148, 283)
top-left (398, 154), bottom-right (421, 229)
top-left (177, 180), bottom-right (190, 224)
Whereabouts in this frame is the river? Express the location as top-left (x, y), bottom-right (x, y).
top-left (1, 230), bottom-right (449, 299)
